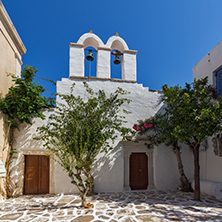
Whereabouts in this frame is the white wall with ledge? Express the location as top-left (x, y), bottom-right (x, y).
top-left (12, 76), bottom-right (189, 194)
top-left (56, 77), bottom-right (163, 193)
top-left (55, 77), bottom-right (193, 192)
top-left (10, 74), bottom-right (195, 194)
top-left (193, 40), bottom-right (222, 85)
top-left (193, 41), bottom-right (222, 195)
top-left (56, 78), bottom-right (163, 129)
top-left (11, 76), bottom-right (194, 194)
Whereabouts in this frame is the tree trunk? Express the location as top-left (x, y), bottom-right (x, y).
top-left (70, 175), bottom-right (89, 208)
top-left (87, 174), bottom-right (94, 195)
top-left (5, 127), bottom-right (15, 198)
top-left (81, 192), bottom-right (87, 208)
top-left (173, 142), bottom-right (192, 192)
top-left (83, 158), bottom-right (94, 196)
top-left (193, 144), bottom-right (200, 201)
top-left (81, 187), bottom-right (90, 208)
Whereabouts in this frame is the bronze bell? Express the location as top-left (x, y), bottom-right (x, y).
top-left (114, 55), bottom-right (121, 65)
top-left (86, 50), bottom-right (94, 61)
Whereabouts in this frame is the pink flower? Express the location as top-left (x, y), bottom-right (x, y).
top-left (208, 88), bottom-right (211, 90)
top-left (157, 138), bottom-right (160, 142)
top-left (142, 128), bottom-right (145, 131)
top-left (144, 123), bottom-right (153, 128)
top-left (133, 125), bottom-right (140, 131)
top-left (137, 119), bottom-right (142, 122)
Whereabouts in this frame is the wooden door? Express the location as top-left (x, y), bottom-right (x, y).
top-left (23, 155), bottom-right (49, 194)
top-left (130, 153), bottom-right (148, 190)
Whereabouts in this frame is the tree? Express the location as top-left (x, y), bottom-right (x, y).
top-left (161, 77), bottom-right (222, 200)
top-left (36, 82), bottom-right (132, 207)
top-left (0, 65), bottom-right (55, 197)
top-left (133, 115), bottom-right (192, 192)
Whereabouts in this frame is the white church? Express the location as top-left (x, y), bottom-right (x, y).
top-left (7, 32), bottom-right (222, 199)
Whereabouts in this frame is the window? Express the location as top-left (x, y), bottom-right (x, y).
top-left (216, 68), bottom-right (222, 96)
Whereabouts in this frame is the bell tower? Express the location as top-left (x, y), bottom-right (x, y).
top-left (69, 32), bottom-right (137, 82)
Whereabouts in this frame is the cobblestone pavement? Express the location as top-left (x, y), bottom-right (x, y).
top-left (0, 190), bottom-right (222, 221)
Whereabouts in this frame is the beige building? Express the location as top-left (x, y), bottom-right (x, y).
top-left (0, 0), bottom-right (26, 200)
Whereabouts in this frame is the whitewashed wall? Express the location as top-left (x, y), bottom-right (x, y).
top-left (56, 78), bottom-right (163, 193)
top-left (199, 137), bottom-right (222, 183)
top-left (193, 40), bottom-right (222, 85)
top-left (193, 40), bottom-right (222, 184)
top-left (56, 78), bottom-right (162, 125)
top-left (56, 78), bottom-right (194, 192)
top-left (11, 32), bottom-right (196, 195)
top-left (11, 110), bottom-right (79, 195)
top-left (154, 144), bottom-right (193, 190)
top-left (11, 78), bottom-right (194, 194)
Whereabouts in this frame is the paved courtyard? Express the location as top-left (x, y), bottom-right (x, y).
top-left (0, 190), bottom-right (222, 221)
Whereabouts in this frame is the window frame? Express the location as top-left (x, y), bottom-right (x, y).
top-left (214, 67), bottom-right (222, 96)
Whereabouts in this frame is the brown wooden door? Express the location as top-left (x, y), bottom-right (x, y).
top-left (130, 153), bottom-right (148, 190)
top-left (23, 155), bottom-right (49, 194)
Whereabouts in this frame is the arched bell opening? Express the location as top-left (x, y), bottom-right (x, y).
top-left (110, 49), bottom-right (122, 79)
top-left (84, 46), bottom-right (97, 77)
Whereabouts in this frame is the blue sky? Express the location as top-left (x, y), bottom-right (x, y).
top-left (3, 0), bottom-right (222, 94)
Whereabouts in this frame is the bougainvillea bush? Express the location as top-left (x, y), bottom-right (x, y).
top-left (133, 117), bottom-right (161, 149)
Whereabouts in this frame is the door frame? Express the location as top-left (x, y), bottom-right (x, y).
top-left (16, 149), bottom-right (55, 196)
top-left (121, 140), bottom-right (155, 191)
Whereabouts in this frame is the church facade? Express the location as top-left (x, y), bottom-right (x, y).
top-left (11, 32), bottom-right (194, 196)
